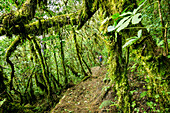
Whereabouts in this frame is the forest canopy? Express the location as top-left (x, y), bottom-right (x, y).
top-left (0, 0), bottom-right (169, 112)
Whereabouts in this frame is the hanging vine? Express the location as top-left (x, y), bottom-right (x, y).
top-left (31, 37), bottom-right (51, 98)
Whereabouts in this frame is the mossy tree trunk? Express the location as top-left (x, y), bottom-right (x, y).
top-left (72, 28), bottom-right (89, 77)
top-left (31, 37), bottom-right (52, 98)
top-left (101, 0), bottom-right (136, 112)
top-left (59, 30), bottom-right (68, 87)
top-left (0, 0), bottom-right (169, 111)
top-left (0, 65), bottom-right (6, 95)
top-left (51, 39), bottom-right (62, 88)
top-left (133, 29), bottom-right (170, 111)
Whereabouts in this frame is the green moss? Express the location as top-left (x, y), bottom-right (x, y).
top-left (31, 38), bottom-right (51, 98)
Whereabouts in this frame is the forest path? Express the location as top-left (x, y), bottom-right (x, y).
top-left (51, 65), bottom-right (116, 113)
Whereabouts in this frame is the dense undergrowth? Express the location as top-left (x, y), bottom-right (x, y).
top-left (0, 0), bottom-right (169, 112)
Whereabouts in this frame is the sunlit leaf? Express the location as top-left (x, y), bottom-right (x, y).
top-left (107, 25), bottom-right (116, 32)
top-left (133, 9), bottom-right (138, 15)
top-left (126, 36), bottom-right (137, 41)
top-left (116, 16), bottom-right (130, 28)
top-left (134, 108), bottom-right (140, 112)
top-left (117, 18), bottom-right (131, 32)
top-left (132, 13), bottom-right (142, 24)
top-left (137, 29), bottom-right (142, 38)
top-left (146, 26), bottom-right (150, 32)
top-left (122, 36), bottom-right (138, 48)
top-left (122, 38), bottom-right (135, 48)
top-left (166, 92), bottom-right (170, 94)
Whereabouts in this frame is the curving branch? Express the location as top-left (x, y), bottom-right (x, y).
top-left (2, 0), bottom-right (38, 29)
top-left (0, 0), bottom-right (100, 36)
top-left (5, 36), bottom-right (22, 90)
top-left (31, 37), bottom-right (51, 98)
top-left (0, 0), bottom-right (48, 36)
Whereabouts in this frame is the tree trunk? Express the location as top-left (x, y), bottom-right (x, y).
top-left (72, 28), bottom-right (88, 77)
top-left (59, 31), bottom-right (68, 86)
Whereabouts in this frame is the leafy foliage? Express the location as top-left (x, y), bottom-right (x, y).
top-left (0, 0), bottom-right (169, 112)
top-left (108, 0), bottom-right (146, 33)
top-left (123, 30), bottom-right (142, 48)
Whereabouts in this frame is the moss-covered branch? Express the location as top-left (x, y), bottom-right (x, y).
top-left (5, 36), bottom-right (22, 90)
top-left (0, 0), bottom-right (100, 36)
top-left (1, 0), bottom-right (39, 36)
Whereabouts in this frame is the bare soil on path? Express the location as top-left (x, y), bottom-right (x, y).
top-left (51, 65), bottom-right (117, 113)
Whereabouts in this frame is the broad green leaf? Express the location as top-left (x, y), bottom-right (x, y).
top-left (122, 36), bottom-right (138, 48)
top-left (137, 29), bottom-right (142, 38)
top-left (117, 17), bottom-right (131, 32)
top-left (146, 26), bottom-right (150, 32)
top-left (126, 36), bottom-right (138, 41)
top-left (42, 37), bottom-right (47, 41)
top-left (107, 26), bottom-right (116, 32)
top-left (116, 16), bottom-right (131, 28)
top-left (145, 76), bottom-right (150, 83)
top-left (140, 91), bottom-right (147, 98)
top-left (132, 13), bottom-right (142, 24)
top-left (122, 38), bottom-right (136, 48)
top-left (133, 9), bottom-right (138, 15)
top-left (120, 12), bottom-right (133, 16)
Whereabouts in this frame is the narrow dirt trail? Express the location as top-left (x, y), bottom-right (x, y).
top-left (51, 65), bottom-right (116, 113)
